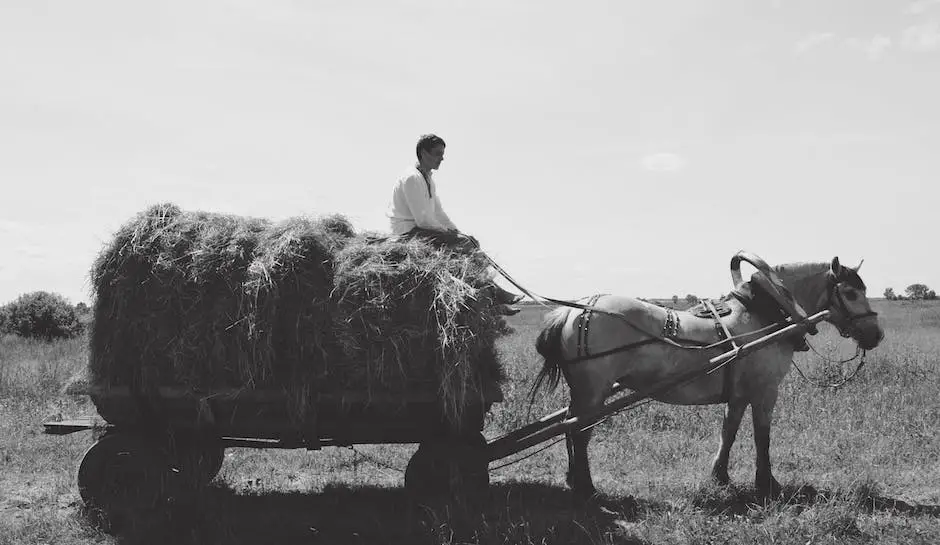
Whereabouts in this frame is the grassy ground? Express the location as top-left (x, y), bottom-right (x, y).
top-left (1, 300), bottom-right (938, 544)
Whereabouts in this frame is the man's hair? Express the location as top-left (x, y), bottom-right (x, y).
top-left (416, 134), bottom-right (446, 160)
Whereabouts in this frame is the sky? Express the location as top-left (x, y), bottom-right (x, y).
top-left (1, 0), bottom-right (938, 306)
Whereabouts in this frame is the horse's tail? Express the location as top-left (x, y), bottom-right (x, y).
top-left (529, 307), bottom-right (572, 404)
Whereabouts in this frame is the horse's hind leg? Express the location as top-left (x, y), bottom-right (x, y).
top-left (564, 390), bottom-right (605, 501)
top-left (565, 426), bottom-right (596, 500)
top-left (710, 399), bottom-right (748, 485)
top-left (752, 393), bottom-right (782, 497)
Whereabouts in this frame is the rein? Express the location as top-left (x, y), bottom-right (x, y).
top-left (791, 345), bottom-right (867, 389)
top-left (470, 240), bottom-right (789, 357)
top-left (468, 236), bottom-right (875, 372)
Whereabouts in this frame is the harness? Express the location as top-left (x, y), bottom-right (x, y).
top-left (575, 293), bottom-right (605, 359)
top-left (471, 239), bottom-right (875, 367)
top-left (825, 271), bottom-right (878, 336)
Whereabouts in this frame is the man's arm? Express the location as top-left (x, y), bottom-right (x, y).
top-left (434, 195), bottom-right (459, 232)
top-left (400, 175), bottom-right (448, 231)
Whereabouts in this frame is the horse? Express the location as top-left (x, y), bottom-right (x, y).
top-left (531, 256), bottom-right (884, 500)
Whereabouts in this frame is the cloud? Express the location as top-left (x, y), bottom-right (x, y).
top-left (904, 0), bottom-right (940, 15)
top-left (794, 32), bottom-right (836, 55)
top-left (14, 247), bottom-right (47, 260)
top-left (846, 35), bottom-right (892, 60)
top-left (641, 153), bottom-right (686, 173)
top-left (800, 131), bottom-right (884, 148)
top-left (0, 220), bottom-right (29, 235)
top-left (867, 35), bottom-right (893, 60)
top-left (901, 21), bottom-right (940, 51)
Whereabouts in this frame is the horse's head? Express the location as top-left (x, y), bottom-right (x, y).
top-left (822, 257), bottom-right (883, 350)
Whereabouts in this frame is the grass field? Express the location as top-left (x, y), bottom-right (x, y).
top-left (1, 300), bottom-right (938, 544)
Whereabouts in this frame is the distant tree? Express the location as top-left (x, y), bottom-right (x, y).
top-left (905, 284), bottom-right (931, 300)
top-left (928, 290), bottom-right (937, 300)
top-left (672, 295), bottom-right (679, 306)
top-left (0, 291), bottom-right (84, 340)
top-left (75, 302), bottom-right (89, 314)
top-left (883, 287), bottom-right (896, 300)
top-left (685, 294), bottom-right (699, 305)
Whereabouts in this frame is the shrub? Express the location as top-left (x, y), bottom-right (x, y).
top-left (0, 291), bottom-right (84, 340)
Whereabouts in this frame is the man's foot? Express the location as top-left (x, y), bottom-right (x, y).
top-left (497, 304), bottom-right (521, 316)
top-left (493, 285), bottom-right (523, 305)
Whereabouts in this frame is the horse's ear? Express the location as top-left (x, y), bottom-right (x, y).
top-left (853, 258), bottom-right (864, 272)
top-left (830, 256), bottom-right (842, 276)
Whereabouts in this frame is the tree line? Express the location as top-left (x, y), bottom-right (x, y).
top-left (883, 284), bottom-right (937, 301)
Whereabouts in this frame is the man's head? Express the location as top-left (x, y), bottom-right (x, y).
top-left (416, 134), bottom-right (445, 171)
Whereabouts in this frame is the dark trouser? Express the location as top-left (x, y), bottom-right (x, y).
top-left (399, 227), bottom-right (476, 252)
top-left (400, 228), bottom-right (519, 305)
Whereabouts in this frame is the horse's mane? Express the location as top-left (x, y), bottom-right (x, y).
top-left (773, 261), bottom-right (866, 290)
top-left (773, 262), bottom-right (829, 283)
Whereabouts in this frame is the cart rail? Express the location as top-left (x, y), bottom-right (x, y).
top-left (75, 384), bottom-right (441, 404)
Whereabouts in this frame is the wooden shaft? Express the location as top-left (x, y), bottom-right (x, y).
top-left (488, 311), bottom-right (829, 462)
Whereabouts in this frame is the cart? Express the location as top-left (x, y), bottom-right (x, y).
top-left (46, 382), bottom-right (493, 514)
top-left (45, 309), bottom-right (828, 515)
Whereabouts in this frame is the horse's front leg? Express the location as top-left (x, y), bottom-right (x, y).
top-left (752, 393), bottom-right (782, 497)
top-left (710, 399), bottom-right (748, 485)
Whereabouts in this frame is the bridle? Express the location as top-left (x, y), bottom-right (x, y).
top-left (824, 272), bottom-right (878, 339)
top-left (790, 272), bottom-right (880, 389)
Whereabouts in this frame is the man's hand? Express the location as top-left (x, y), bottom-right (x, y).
top-left (457, 232), bottom-right (478, 247)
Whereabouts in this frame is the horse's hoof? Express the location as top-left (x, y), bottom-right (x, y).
top-left (587, 494), bottom-right (622, 517)
top-left (756, 477), bottom-right (783, 499)
top-left (571, 487), bottom-right (599, 506)
top-left (710, 472), bottom-right (730, 486)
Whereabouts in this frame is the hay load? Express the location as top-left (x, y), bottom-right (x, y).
top-left (89, 204), bottom-right (506, 426)
top-left (89, 204), bottom-right (270, 391)
top-left (332, 238), bottom-right (507, 423)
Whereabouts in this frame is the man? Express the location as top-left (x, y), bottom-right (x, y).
top-left (387, 134), bottom-right (522, 314)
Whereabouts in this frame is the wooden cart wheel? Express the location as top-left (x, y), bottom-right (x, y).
top-left (77, 433), bottom-right (172, 512)
top-left (404, 432), bottom-right (489, 504)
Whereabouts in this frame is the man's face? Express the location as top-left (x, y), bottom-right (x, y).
top-left (421, 145), bottom-right (445, 170)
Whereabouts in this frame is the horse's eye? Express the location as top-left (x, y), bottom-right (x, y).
top-left (844, 290), bottom-right (858, 301)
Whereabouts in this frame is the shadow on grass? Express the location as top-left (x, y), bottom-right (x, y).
top-left (84, 481), bottom-right (664, 545)
top-left (690, 480), bottom-right (940, 518)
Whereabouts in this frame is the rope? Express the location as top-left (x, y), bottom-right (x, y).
top-left (808, 340), bottom-right (863, 365)
top-left (489, 436), bottom-right (567, 472)
top-left (791, 345), bottom-right (867, 389)
top-left (347, 445), bottom-right (405, 473)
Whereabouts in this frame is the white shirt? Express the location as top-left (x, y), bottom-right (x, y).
top-left (387, 165), bottom-right (458, 235)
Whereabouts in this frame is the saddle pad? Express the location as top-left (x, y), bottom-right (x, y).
top-left (688, 299), bottom-right (733, 319)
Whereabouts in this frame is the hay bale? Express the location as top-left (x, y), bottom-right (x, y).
top-left (89, 204), bottom-right (504, 428)
top-left (242, 215), bottom-right (354, 416)
top-left (89, 203), bottom-right (271, 393)
top-left (331, 237), bottom-right (507, 426)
